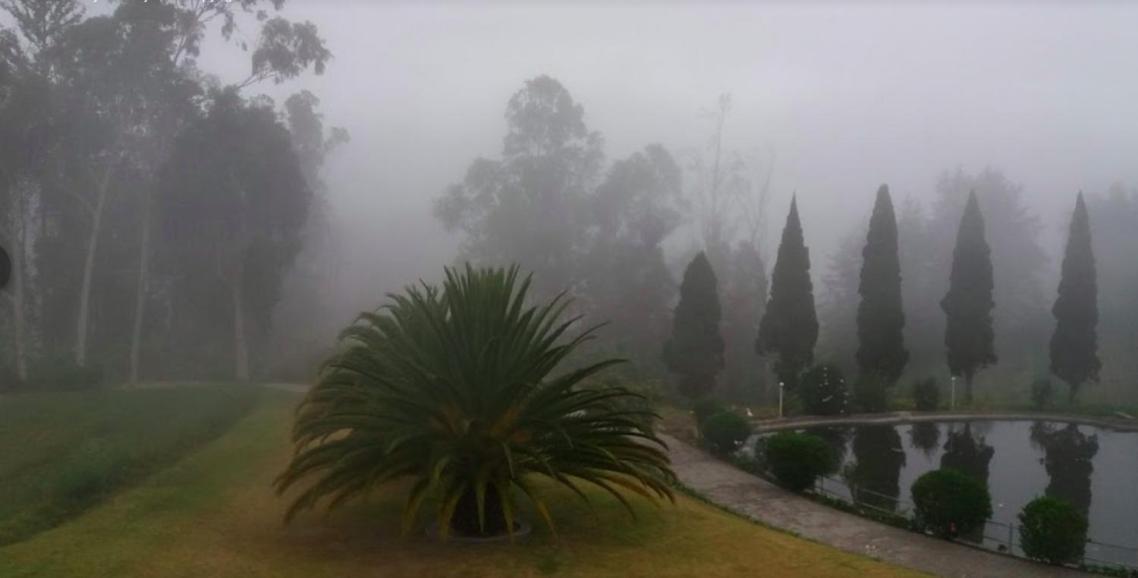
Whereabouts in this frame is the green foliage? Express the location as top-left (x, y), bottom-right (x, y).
top-left (798, 363), bottom-right (848, 416)
top-left (912, 378), bottom-right (940, 411)
top-left (757, 197), bottom-right (818, 390)
top-left (25, 357), bottom-right (104, 391)
top-left (852, 373), bottom-right (889, 413)
top-left (910, 468), bottom-right (992, 538)
top-left (0, 385), bottom-right (257, 545)
top-left (692, 398), bottom-right (727, 423)
top-left (585, 145), bottom-right (683, 374)
top-left (276, 265), bottom-right (675, 539)
top-left (1031, 378), bottom-right (1056, 409)
top-left (941, 191), bottom-right (997, 404)
top-left (720, 242), bottom-right (769, 403)
top-left (434, 76), bottom-right (602, 299)
top-left (765, 431), bottom-right (832, 492)
top-left (1019, 496), bottom-right (1088, 565)
top-left (1050, 193), bottom-right (1101, 403)
top-left (857, 185), bottom-right (909, 384)
top-left (663, 252), bottom-right (725, 399)
top-left (700, 411), bottom-right (752, 455)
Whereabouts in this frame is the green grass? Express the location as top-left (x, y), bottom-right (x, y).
top-left (0, 384), bottom-right (258, 545)
top-left (0, 391), bottom-right (926, 578)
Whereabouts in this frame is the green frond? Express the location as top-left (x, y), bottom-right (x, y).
top-left (276, 263), bottom-right (675, 537)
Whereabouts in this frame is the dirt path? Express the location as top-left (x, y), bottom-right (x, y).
top-left (661, 433), bottom-right (1088, 578)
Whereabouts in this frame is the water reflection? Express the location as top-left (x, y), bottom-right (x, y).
top-left (844, 425), bottom-right (906, 512)
top-left (941, 424), bottom-right (995, 485)
top-left (1031, 422), bottom-right (1099, 516)
top-left (939, 424), bottom-right (995, 543)
top-left (813, 426), bottom-right (851, 475)
top-left (782, 419), bottom-right (1137, 568)
top-left (909, 422), bottom-right (940, 457)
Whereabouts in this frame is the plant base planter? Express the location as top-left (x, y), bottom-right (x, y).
top-left (424, 519), bottom-right (532, 543)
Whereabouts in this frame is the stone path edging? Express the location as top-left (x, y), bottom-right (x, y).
top-left (750, 411), bottom-right (1138, 433)
top-left (661, 432), bottom-right (1088, 578)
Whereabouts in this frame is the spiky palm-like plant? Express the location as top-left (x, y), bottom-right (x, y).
top-left (275, 265), bottom-right (675, 538)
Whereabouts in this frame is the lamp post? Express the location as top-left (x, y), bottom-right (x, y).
top-left (778, 381), bottom-right (785, 418)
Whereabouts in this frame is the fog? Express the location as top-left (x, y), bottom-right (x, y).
top-left (4, 0), bottom-right (1138, 399)
top-left (6, 3), bottom-right (1138, 570)
top-left (189, 2), bottom-right (1138, 327)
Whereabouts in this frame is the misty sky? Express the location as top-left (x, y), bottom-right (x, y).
top-left (195, 1), bottom-right (1138, 311)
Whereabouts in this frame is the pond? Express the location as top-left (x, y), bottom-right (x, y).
top-left (758, 420), bottom-right (1138, 568)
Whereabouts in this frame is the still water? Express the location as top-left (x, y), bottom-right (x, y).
top-left (783, 421), bottom-right (1138, 567)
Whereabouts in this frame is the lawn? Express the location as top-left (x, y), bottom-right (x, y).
top-left (0, 390), bottom-right (925, 578)
top-left (0, 385), bottom-right (258, 545)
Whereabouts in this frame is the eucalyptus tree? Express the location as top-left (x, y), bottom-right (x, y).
top-left (435, 75), bottom-right (604, 299)
top-left (0, 36), bottom-right (52, 380)
top-left (157, 91), bottom-right (311, 381)
top-left (584, 144), bottom-right (683, 372)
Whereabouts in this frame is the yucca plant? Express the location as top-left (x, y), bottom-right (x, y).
top-left (275, 265), bottom-right (675, 539)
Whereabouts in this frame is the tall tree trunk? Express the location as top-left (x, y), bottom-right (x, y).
top-left (965, 373), bottom-right (974, 405)
top-left (129, 191), bottom-right (151, 384)
top-left (10, 188), bottom-right (28, 382)
top-left (232, 273), bottom-right (249, 381)
top-left (75, 178), bottom-right (111, 368)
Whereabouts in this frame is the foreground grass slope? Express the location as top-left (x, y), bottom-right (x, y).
top-left (0, 385), bottom-right (258, 545)
top-left (0, 391), bottom-right (924, 578)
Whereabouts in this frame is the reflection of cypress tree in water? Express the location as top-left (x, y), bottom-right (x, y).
top-left (941, 423), bottom-right (995, 485)
top-left (844, 425), bottom-right (905, 512)
top-left (939, 423), bottom-right (995, 544)
top-left (909, 422), bottom-right (940, 457)
top-left (812, 426), bottom-right (850, 475)
top-left (1031, 422), bottom-right (1098, 517)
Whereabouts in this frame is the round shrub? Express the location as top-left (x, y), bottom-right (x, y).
top-left (700, 411), bottom-right (752, 455)
top-left (1018, 496), bottom-right (1088, 565)
top-left (765, 431), bottom-right (833, 492)
top-left (798, 364), bottom-right (849, 416)
top-left (912, 377), bottom-right (940, 411)
top-left (910, 468), bottom-right (992, 538)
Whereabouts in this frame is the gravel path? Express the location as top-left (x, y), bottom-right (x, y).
top-left (661, 432), bottom-right (1088, 578)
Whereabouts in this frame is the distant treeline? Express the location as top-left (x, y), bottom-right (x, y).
top-left (438, 75), bottom-right (1137, 405)
top-left (0, 0), bottom-right (340, 387)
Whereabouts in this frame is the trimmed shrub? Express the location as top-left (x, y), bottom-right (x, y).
top-left (910, 468), bottom-right (992, 538)
top-left (1031, 378), bottom-right (1055, 409)
top-left (798, 364), bottom-right (849, 416)
top-left (912, 378), bottom-right (940, 411)
top-left (1019, 496), bottom-right (1088, 565)
top-left (692, 398), bottom-right (727, 423)
top-left (765, 431), bottom-right (833, 492)
top-left (700, 411), bottom-right (752, 455)
top-left (852, 373), bottom-right (889, 413)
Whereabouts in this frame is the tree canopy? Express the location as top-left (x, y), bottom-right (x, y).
top-left (856, 185), bottom-right (908, 385)
top-left (1050, 193), bottom-right (1100, 402)
top-left (663, 252), bottom-right (725, 398)
top-left (941, 191), bottom-right (997, 402)
top-left (757, 197), bottom-right (818, 389)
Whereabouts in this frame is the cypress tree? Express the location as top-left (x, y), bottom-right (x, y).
top-left (941, 191), bottom-right (997, 404)
top-left (857, 184), bottom-right (909, 386)
top-left (1050, 192), bottom-right (1100, 403)
top-left (663, 251), bottom-right (725, 398)
top-left (757, 197), bottom-right (818, 389)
